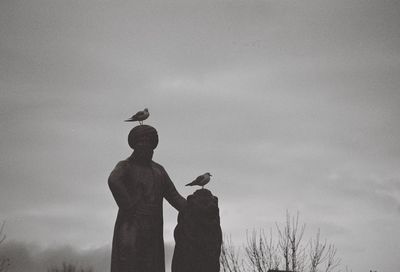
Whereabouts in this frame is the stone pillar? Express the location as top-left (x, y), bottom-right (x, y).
top-left (171, 189), bottom-right (222, 272)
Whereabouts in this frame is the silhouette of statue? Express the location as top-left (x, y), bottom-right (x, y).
top-left (109, 125), bottom-right (187, 272)
top-left (172, 189), bottom-right (222, 272)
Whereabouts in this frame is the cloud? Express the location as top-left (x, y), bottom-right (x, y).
top-left (0, 241), bottom-right (175, 272)
top-left (0, 241), bottom-right (109, 272)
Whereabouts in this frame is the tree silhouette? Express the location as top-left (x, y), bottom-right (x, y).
top-left (0, 221), bottom-right (10, 272)
top-left (47, 262), bottom-right (93, 272)
top-left (220, 211), bottom-right (341, 272)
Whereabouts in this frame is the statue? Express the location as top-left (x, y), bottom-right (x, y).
top-left (172, 189), bottom-right (222, 272)
top-left (108, 125), bottom-right (187, 272)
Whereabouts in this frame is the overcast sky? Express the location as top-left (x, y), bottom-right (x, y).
top-left (1, 0), bottom-right (399, 271)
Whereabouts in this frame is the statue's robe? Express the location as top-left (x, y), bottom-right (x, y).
top-left (109, 156), bottom-right (186, 272)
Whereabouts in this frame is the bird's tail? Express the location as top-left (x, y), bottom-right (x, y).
top-left (185, 182), bottom-right (193, 186)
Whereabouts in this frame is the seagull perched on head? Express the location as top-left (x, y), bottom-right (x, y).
top-left (124, 108), bottom-right (149, 125)
top-left (186, 172), bottom-right (212, 189)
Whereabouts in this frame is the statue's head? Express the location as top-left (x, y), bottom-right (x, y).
top-left (128, 125), bottom-right (158, 163)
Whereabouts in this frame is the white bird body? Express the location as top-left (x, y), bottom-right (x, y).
top-left (125, 108), bottom-right (149, 124)
top-left (186, 172), bottom-right (212, 188)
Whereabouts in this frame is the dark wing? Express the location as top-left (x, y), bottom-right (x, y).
top-left (125, 111), bottom-right (144, 121)
top-left (192, 175), bottom-right (204, 183)
top-left (135, 111), bottom-right (146, 117)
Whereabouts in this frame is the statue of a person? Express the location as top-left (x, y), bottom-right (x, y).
top-left (108, 125), bottom-right (187, 272)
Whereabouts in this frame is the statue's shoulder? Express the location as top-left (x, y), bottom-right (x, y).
top-left (110, 159), bottom-right (131, 175)
top-left (150, 161), bottom-right (168, 176)
top-left (151, 161), bottom-right (165, 171)
top-left (115, 159), bottom-right (130, 168)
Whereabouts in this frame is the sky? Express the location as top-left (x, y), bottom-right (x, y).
top-left (0, 0), bottom-right (400, 271)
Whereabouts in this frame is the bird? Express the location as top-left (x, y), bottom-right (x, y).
top-left (186, 172), bottom-right (212, 189)
top-left (124, 108), bottom-right (149, 124)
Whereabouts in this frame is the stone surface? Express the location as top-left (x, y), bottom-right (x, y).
top-left (172, 189), bottom-right (222, 272)
top-left (109, 125), bottom-right (186, 272)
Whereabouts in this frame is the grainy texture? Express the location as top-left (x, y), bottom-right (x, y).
top-left (109, 156), bottom-right (186, 272)
top-left (172, 189), bottom-right (222, 272)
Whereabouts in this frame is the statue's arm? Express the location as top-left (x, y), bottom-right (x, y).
top-left (108, 161), bottom-right (135, 210)
top-left (162, 167), bottom-right (187, 211)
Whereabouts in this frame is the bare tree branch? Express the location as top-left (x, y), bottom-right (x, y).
top-left (220, 235), bottom-right (243, 272)
top-left (288, 211), bottom-right (306, 272)
top-left (309, 229), bottom-right (327, 272)
top-left (0, 221), bottom-right (10, 272)
top-left (221, 212), bottom-right (344, 272)
top-left (324, 244), bottom-right (341, 272)
top-left (244, 229), bottom-right (281, 272)
top-left (0, 222), bottom-right (5, 245)
top-left (276, 215), bottom-right (290, 271)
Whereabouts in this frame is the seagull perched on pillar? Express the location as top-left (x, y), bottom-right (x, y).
top-left (124, 108), bottom-right (149, 125)
top-left (186, 172), bottom-right (212, 189)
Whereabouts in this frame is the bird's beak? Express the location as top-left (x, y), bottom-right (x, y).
top-left (210, 174), bottom-right (213, 176)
